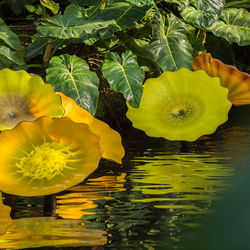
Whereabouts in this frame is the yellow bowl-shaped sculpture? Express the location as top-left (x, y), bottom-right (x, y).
top-left (0, 117), bottom-right (102, 196)
top-left (0, 69), bottom-right (64, 130)
top-left (193, 52), bottom-right (250, 106)
top-left (126, 68), bottom-right (232, 142)
top-left (57, 92), bottom-right (125, 164)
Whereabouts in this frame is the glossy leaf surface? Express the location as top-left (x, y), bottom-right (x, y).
top-left (47, 54), bottom-right (99, 115)
top-left (181, 0), bottom-right (224, 28)
top-left (102, 50), bottom-right (144, 108)
top-left (149, 12), bottom-right (193, 72)
top-left (207, 8), bottom-right (250, 46)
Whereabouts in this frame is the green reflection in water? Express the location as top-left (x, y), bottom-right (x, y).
top-left (130, 153), bottom-right (234, 213)
top-left (0, 217), bottom-right (107, 249)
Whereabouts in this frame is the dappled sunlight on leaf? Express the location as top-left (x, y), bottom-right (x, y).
top-left (57, 92), bottom-right (125, 164)
top-left (0, 217), bottom-right (107, 249)
top-left (193, 52), bottom-right (250, 106)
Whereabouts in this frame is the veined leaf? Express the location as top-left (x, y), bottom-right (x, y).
top-left (47, 54), bottom-right (99, 115)
top-left (63, 3), bottom-right (87, 18)
top-left (102, 51), bottom-right (144, 108)
top-left (0, 18), bottom-right (24, 51)
top-left (181, 0), bottom-right (224, 28)
top-left (149, 12), bottom-right (193, 72)
top-left (37, 15), bottom-right (116, 40)
top-left (0, 45), bottom-right (25, 65)
top-left (124, 0), bottom-right (155, 7)
top-left (40, 0), bottom-right (59, 15)
top-left (207, 8), bottom-right (250, 46)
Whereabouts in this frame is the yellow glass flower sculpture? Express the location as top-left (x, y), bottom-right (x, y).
top-left (0, 117), bottom-right (102, 196)
top-left (57, 92), bottom-right (125, 164)
top-left (126, 68), bottom-right (232, 141)
top-left (0, 68), bottom-right (64, 130)
top-left (193, 52), bottom-right (250, 106)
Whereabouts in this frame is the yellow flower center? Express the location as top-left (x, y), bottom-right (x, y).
top-left (165, 98), bottom-right (200, 125)
top-left (16, 143), bottom-right (72, 180)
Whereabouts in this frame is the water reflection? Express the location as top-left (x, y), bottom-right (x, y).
top-left (130, 153), bottom-right (234, 213)
top-left (0, 217), bottom-right (107, 249)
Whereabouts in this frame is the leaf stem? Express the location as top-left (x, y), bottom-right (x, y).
top-left (224, 0), bottom-right (250, 7)
top-left (27, 64), bottom-right (44, 68)
top-left (88, 0), bottom-right (107, 19)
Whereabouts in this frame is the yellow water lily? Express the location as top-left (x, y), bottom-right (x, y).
top-left (0, 68), bottom-right (64, 130)
top-left (126, 68), bottom-right (232, 141)
top-left (193, 52), bottom-right (250, 106)
top-left (57, 92), bottom-right (125, 164)
top-left (0, 117), bottom-right (102, 196)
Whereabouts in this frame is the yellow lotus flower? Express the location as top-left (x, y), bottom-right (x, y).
top-left (57, 92), bottom-right (125, 164)
top-left (0, 117), bottom-right (102, 196)
top-left (193, 52), bottom-right (250, 106)
top-left (0, 68), bottom-right (64, 130)
top-left (126, 68), bottom-right (232, 141)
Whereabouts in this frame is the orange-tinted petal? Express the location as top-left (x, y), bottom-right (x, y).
top-left (57, 92), bottom-right (125, 164)
top-left (0, 117), bottom-right (102, 196)
top-left (193, 52), bottom-right (250, 106)
top-left (0, 192), bottom-right (12, 235)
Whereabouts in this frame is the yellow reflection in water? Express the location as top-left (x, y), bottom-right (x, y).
top-left (56, 174), bottom-right (126, 219)
top-left (130, 153), bottom-right (234, 212)
top-left (0, 192), bottom-right (12, 235)
top-left (0, 217), bottom-right (107, 249)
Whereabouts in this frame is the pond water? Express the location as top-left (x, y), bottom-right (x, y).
top-left (1, 106), bottom-right (250, 249)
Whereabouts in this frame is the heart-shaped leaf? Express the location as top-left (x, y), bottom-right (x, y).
top-left (37, 15), bottom-right (116, 40)
top-left (46, 54), bottom-right (99, 115)
top-left (102, 50), bottom-right (144, 108)
top-left (181, 0), bottom-right (224, 28)
top-left (207, 8), bottom-right (250, 46)
top-left (149, 12), bottom-right (193, 72)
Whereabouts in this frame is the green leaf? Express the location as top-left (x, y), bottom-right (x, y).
top-left (0, 18), bottom-right (24, 50)
top-left (102, 51), bottom-right (144, 108)
top-left (207, 8), bottom-right (250, 46)
top-left (124, 0), bottom-right (155, 7)
top-left (37, 15), bottom-right (116, 40)
top-left (149, 12), bottom-right (193, 72)
top-left (63, 3), bottom-right (87, 18)
top-left (181, 0), bottom-right (224, 28)
top-left (46, 54), bottom-right (99, 115)
top-left (40, 0), bottom-right (60, 15)
top-left (0, 45), bottom-right (25, 65)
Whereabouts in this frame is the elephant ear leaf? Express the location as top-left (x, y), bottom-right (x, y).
top-left (207, 8), bottom-right (250, 46)
top-left (149, 12), bottom-right (193, 72)
top-left (181, 0), bottom-right (224, 28)
top-left (46, 54), bottom-right (99, 115)
top-left (102, 51), bottom-right (144, 108)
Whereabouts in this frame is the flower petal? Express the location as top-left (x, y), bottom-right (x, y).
top-left (193, 52), bottom-right (250, 106)
top-left (57, 92), bottom-right (125, 164)
top-left (0, 117), bottom-right (102, 196)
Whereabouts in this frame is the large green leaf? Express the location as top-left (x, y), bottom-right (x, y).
top-left (207, 8), bottom-right (250, 46)
top-left (37, 15), bottom-right (116, 40)
top-left (102, 51), bottom-right (144, 108)
top-left (148, 12), bottom-right (193, 72)
top-left (181, 0), bottom-right (224, 28)
top-left (0, 45), bottom-right (25, 65)
top-left (0, 18), bottom-right (24, 50)
top-left (46, 54), bottom-right (99, 115)
top-left (124, 0), bottom-right (155, 7)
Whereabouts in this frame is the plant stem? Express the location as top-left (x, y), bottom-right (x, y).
top-left (88, 0), bottom-right (107, 19)
top-left (27, 64), bottom-right (44, 68)
top-left (224, 0), bottom-right (250, 7)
